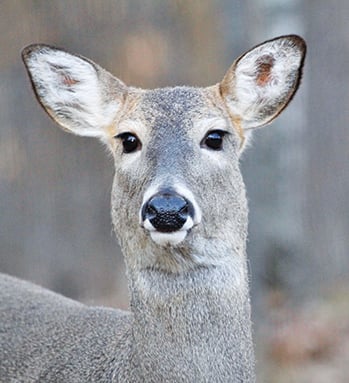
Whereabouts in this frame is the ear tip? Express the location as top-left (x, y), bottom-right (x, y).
top-left (21, 44), bottom-right (45, 63)
top-left (286, 34), bottom-right (306, 51)
top-left (22, 43), bottom-right (42, 56)
top-left (277, 34), bottom-right (307, 56)
top-left (21, 44), bottom-right (61, 63)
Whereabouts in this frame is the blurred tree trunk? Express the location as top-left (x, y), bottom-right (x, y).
top-left (302, 1), bottom-right (349, 291)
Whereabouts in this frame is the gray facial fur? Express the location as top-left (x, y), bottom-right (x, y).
top-left (111, 86), bottom-right (248, 274)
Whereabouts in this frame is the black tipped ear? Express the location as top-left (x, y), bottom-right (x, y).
top-left (220, 35), bottom-right (306, 130)
top-left (22, 44), bottom-right (128, 138)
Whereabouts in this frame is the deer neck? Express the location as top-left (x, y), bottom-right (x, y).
top-left (126, 245), bottom-right (255, 382)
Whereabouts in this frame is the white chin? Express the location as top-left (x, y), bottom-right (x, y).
top-left (150, 230), bottom-right (188, 246)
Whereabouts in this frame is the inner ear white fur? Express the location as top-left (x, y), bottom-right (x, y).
top-left (22, 44), bottom-right (127, 139)
top-left (220, 35), bottom-right (306, 130)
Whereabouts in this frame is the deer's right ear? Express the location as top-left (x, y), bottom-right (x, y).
top-left (220, 35), bottom-right (306, 130)
top-left (22, 44), bottom-right (128, 139)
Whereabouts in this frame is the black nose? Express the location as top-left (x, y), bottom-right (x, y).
top-left (142, 191), bottom-right (193, 233)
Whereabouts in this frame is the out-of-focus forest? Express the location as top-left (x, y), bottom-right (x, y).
top-left (0, 1), bottom-right (348, 381)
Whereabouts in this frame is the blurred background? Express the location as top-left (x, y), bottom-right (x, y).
top-left (0, 1), bottom-right (348, 381)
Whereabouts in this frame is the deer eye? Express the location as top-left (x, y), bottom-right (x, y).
top-left (115, 132), bottom-right (142, 153)
top-left (201, 130), bottom-right (227, 151)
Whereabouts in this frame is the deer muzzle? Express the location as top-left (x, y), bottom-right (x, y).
top-left (140, 188), bottom-right (199, 246)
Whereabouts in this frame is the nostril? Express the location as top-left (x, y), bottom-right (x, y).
top-left (179, 204), bottom-right (189, 214)
top-left (178, 204), bottom-right (189, 219)
top-left (142, 192), bottom-right (193, 233)
top-left (145, 204), bottom-right (157, 220)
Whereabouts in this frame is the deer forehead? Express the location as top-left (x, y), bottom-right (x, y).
top-left (116, 86), bottom-right (239, 146)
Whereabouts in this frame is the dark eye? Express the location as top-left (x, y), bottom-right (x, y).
top-left (116, 132), bottom-right (141, 153)
top-left (201, 130), bottom-right (227, 151)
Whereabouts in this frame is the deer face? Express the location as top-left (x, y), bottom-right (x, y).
top-left (110, 86), bottom-right (247, 251)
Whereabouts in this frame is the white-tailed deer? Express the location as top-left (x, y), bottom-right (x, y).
top-left (0, 35), bottom-right (305, 382)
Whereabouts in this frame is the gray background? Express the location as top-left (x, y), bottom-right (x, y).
top-left (1, 1), bottom-right (348, 381)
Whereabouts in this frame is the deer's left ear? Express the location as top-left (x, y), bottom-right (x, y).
top-left (220, 35), bottom-right (306, 130)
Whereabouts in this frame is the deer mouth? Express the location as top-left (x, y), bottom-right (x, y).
top-left (142, 217), bottom-right (194, 246)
